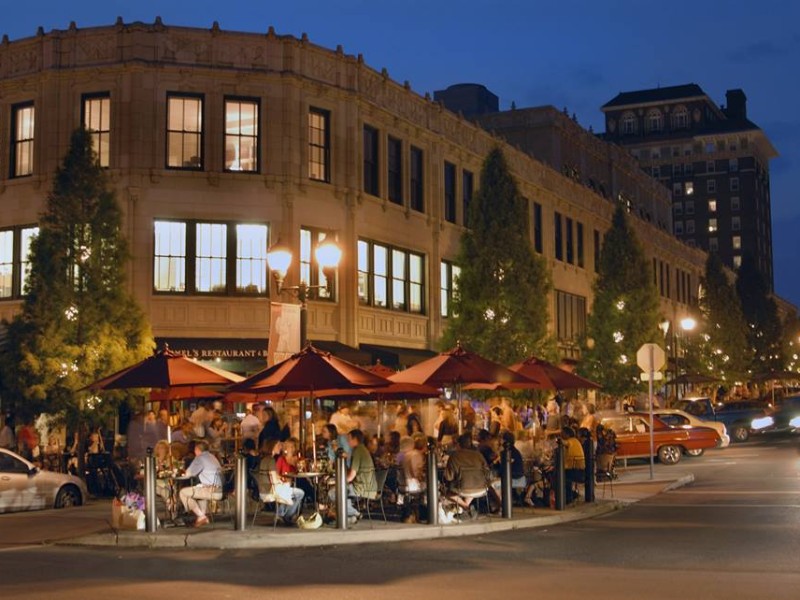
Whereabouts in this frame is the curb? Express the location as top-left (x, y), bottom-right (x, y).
top-left (61, 501), bottom-right (623, 550)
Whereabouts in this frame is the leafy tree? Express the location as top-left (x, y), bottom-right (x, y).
top-left (581, 205), bottom-right (660, 396)
top-left (1, 127), bottom-right (152, 428)
top-left (683, 253), bottom-right (749, 383)
top-left (441, 147), bottom-right (553, 364)
top-left (782, 311), bottom-right (800, 374)
top-left (735, 253), bottom-right (784, 374)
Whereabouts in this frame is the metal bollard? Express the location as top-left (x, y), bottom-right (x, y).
top-left (234, 452), bottom-right (247, 531)
top-left (554, 437), bottom-right (566, 511)
top-left (144, 448), bottom-right (157, 532)
top-left (335, 447), bottom-right (348, 530)
top-left (426, 437), bottom-right (439, 525)
top-left (583, 438), bottom-right (595, 503)
top-left (501, 440), bottom-right (513, 519)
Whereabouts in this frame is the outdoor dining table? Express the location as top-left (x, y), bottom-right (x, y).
top-left (286, 471), bottom-right (326, 513)
top-left (159, 473), bottom-right (194, 524)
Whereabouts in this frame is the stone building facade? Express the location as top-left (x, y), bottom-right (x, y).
top-left (0, 20), bottom-right (704, 371)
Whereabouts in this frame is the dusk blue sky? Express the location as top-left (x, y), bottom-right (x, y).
top-left (4, 1), bottom-right (799, 306)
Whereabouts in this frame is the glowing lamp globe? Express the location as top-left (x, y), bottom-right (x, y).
top-left (315, 239), bottom-right (342, 270)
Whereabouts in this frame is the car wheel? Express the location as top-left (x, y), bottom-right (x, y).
top-left (55, 485), bottom-right (82, 509)
top-left (658, 445), bottom-right (682, 465)
top-left (731, 426), bottom-right (750, 443)
top-left (685, 448), bottom-right (705, 457)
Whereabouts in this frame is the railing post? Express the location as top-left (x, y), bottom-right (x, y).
top-left (583, 437), bottom-right (595, 503)
top-left (144, 448), bottom-right (157, 533)
top-left (554, 438), bottom-right (566, 511)
top-left (234, 452), bottom-right (247, 531)
top-left (501, 440), bottom-right (513, 519)
top-left (426, 437), bottom-right (439, 525)
top-left (335, 447), bottom-right (348, 530)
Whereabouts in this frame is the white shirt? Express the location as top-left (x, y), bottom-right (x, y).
top-left (240, 414), bottom-right (262, 441)
top-left (329, 411), bottom-right (358, 435)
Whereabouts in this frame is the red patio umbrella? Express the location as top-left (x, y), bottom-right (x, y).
top-left (149, 386), bottom-right (223, 403)
top-left (507, 356), bottom-right (601, 391)
top-left (86, 347), bottom-right (244, 391)
top-left (389, 342), bottom-right (533, 433)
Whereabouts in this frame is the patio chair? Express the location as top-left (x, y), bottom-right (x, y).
top-left (251, 469), bottom-right (292, 529)
top-left (350, 468), bottom-right (388, 527)
top-left (596, 453), bottom-right (617, 498)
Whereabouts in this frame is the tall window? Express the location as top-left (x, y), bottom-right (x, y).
top-left (83, 94), bottom-right (110, 167)
top-left (443, 162), bottom-right (457, 223)
top-left (410, 146), bottom-right (424, 212)
top-left (195, 223), bottom-right (227, 293)
top-left (167, 94), bottom-right (203, 169)
top-left (593, 229), bottom-right (600, 273)
top-left (18, 227), bottom-right (38, 295)
top-left (300, 227), bottom-right (334, 299)
top-left (224, 98), bottom-right (259, 172)
top-left (11, 103), bottom-right (35, 177)
top-left (730, 177), bottom-right (740, 192)
top-left (621, 112), bottom-right (636, 135)
top-left (363, 125), bottom-right (379, 196)
top-left (576, 222), bottom-right (585, 268)
top-left (533, 202), bottom-right (543, 254)
top-left (387, 136), bottom-right (402, 205)
top-left (0, 230), bottom-right (12, 298)
top-left (236, 224), bottom-right (268, 294)
top-left (554, 212), bottom-right (563, 261)
top-left (308, 108), bottom-right (330, 182)
top-left (154, 221), bottom-right (187, 292)
top-left (358, 238), bottom-right (424, 313)
top-left (555, 290), bottom-right (587, 342)
top-left (440, 260), bottom-right (461, 318)
top-left (707, 179), bottom-right (716, 193)
top-left (646, 109), bottom-right (663, 133)
top-left (565, 218), bottom-right (575, 264)
top-left (672, 106), bottom-right (689, 129)
top-left (462, 170), bottom-right (474, 226)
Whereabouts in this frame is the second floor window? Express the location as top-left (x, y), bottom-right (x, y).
top-left (440, 260), bottom-right (461, 318)
top-left (554, 212), bottom-right (563, 261)
top-left (11, 103), bottom-right (35, 178)
top-left (224, 98), bottom-right (259, 172)
top-left (308, 108), bottom-right (330, 182)
top-left (363, 125), bottom-right (379, 196)
top-left (83, 94), bottom-right (110, 167)
top-left (444, 162), bottom-right (456, 223)
top-left (300, 227), bottom-right (335, 300)
top-left (462, 170), bottom-right (474, 226)
top-left (387, 137), bottom-right (402, 205)
top-left (533, 202), bottom-right (543, 254)
top-left (410, 146), bottom-right (424, 212)
top-left (0, 226), bottom-right (38, 299)
top-left (167, 94), bottom-right (203, 169)
top-left (357, 239), bottom-right (424, 314)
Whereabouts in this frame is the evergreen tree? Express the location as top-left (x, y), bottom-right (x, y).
top-left (1, 127), bottom-right (152, 426)
top-left (684, 253), bottom-right (749, 383)
top-left (582, 205), bottom-right (660, 396)
top-left (441, 147), bottom-right (553, 364)
top-left (735, 253), bottom-right (784, 373)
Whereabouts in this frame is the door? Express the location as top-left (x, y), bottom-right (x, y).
top-left (0, 451), bottom-right (35, 513)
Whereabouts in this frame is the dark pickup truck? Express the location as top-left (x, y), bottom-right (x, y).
top-left (673, 397), bottom-right (769, 443)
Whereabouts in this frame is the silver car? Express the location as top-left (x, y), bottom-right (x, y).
top-left (0, 448), bottom-right (88, 513)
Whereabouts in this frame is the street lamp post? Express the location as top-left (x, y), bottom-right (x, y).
top-left (266, 237), bottom-right (342, 450)
top-left (677, 317), bottom-right (697, 399)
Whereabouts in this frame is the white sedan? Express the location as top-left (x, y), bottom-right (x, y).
top-left (0, 448), bottom-right (88, 513)
top-left (654, 409), bottom-right (730, 454)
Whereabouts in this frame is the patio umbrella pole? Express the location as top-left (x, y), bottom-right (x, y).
top-left (456, 382), bottom-right (463, 436)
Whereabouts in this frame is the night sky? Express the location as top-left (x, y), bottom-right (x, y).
top-left (4, 1), bottom-right (799, 307)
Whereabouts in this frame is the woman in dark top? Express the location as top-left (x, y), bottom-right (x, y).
top-left (258, 406), bottom-right (282, 448)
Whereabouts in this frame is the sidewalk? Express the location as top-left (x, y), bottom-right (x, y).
top-left (60, 465), bottom-right (693, 550)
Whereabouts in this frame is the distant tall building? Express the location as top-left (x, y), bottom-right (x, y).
top-left (433, 83), bottom-right (499, 118)
top-left (601, 84), bottom-right (777, 288)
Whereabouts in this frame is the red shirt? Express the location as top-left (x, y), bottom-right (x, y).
top-left (275, 455), bottom-right (297, 477)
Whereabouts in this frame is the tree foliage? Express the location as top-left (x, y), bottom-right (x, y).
top-left (440, 147), bottom-right (553, 364)
top-left (581, 205), bottom-right (660, 396)
top-left (1, 127), bottom-right (153, 426)
top-left (735, 253), bottom-right (784, 374)
top-left (684, 253), bottom-right (749, 382)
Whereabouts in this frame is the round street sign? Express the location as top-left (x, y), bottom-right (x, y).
top-left (637, 343), bottom-right (666, 372)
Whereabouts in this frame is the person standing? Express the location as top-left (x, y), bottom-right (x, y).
top-left (240, 405), bottom-right (263, 444)
top-left (179, 440), bottom-right (223, 528)
top-left (561, 427), bottom-right (586, 503)
top-left (0, 417), bottom-right (15, 450)
top-left (329, 405), bottom-right (360, 434)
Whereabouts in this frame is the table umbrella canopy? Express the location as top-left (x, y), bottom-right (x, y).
top-left (388, 343), bottom-right (531, 387)
top-left (506, 356), bottom-right (601, 391)
top-left (664, 373), bottom-right (719, 386)
top-left (85, 347), bottom-right (244, 391)
top-left (227, 344), bottom-right (391, 395)
top-left (149, 386), bottom-right (223, 403)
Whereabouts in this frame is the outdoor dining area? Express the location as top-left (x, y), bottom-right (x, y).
top-left (85, 342), bottom-right (603, 534)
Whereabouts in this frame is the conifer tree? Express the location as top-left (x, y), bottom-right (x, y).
top-left (581, 205), bottom-right (660, 395)
top-left (1, 127), bottom-right (152, 425)
top-left (441, 147), bottom-right (553, 364)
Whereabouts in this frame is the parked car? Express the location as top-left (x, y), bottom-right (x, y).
top-left (751, 395), bottom-right (800, 435)
top-left (654, 408), bottom-right (730, 454)
top-left (673, 397), bottom-right (769, 443)
top-left (600, 413), bottom-right (721, 465)
top-left (0, 448), bottom-right (88, 514)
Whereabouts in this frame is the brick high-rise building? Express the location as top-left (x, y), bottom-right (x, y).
top-left (601, 84), bottom-right (777, 288)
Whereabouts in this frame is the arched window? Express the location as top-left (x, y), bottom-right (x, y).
top-left (672, 105), bottom-right (689, 129)
top-left (621, 112), bottom-right (637, 135)
top-left (646, 109), bottom-right (663, 133)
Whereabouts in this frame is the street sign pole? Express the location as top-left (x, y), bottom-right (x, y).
top-left (648, 344), bottom-right (655, 481)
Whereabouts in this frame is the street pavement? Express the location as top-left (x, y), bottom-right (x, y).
top-left (1, 437), bottom-right (798, 599)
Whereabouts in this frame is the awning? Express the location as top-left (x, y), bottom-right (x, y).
top-left (312, 340), bottom-right (372, 365)
top-left (359, 343), bottom-right (437, 369)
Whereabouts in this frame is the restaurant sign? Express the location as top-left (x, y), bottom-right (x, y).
top-left (155, 338), bottom-right (268, 361)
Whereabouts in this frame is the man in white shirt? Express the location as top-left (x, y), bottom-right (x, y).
top-left (240, 406), bottom-right (263, 444)
top-left (329, 405), bottom-right (359, 434)
top-left (179, 440), bottom-right (223, 527)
